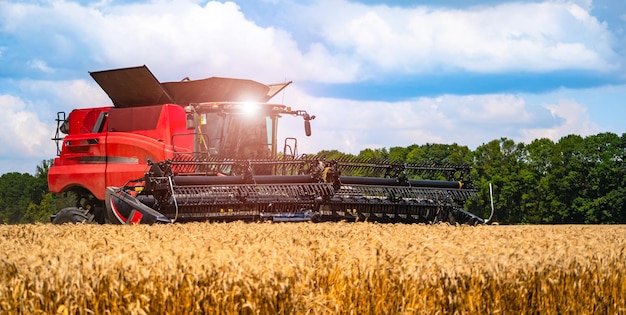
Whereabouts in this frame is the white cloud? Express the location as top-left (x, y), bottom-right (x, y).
top-left (278, 89), bottom-right (571, 154)
top-left (430, 94), bottom-right (534, 126)
top-left (81, 1), bottom-right (357, 83)
top-left (305, 0), bottom-right (618, 76)
top-left (2, 0), bottom-right (617, 84)
top-left (27, 59), bottom-right (55, 73)
top-left (0, 95), bottom-right (56, 159)
top-left (16, 79), bottom-right (111, 113)
top-left (520, 99), bottom-right (599, 143)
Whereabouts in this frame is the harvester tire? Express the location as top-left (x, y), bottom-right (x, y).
top-left (52, 207), bottom-right (94, 224)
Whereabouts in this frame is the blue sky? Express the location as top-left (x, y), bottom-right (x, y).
top-left (0, 0), bottom-right (625, 175)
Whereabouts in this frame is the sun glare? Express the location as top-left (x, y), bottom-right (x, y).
top-left (241, 102), bottom-right (260, 116)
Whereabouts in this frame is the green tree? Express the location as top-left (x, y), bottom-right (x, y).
top-left (406, 143), bottom-right (470, 165)
top-left (357, 148), bottom-right (389, 160)
top-left (468, 138), bottom-right (526, 224)
top-left (388, 145), bottom-right (416, 162)
top-left (552, 134), bottom-right (588, 223)
top-left (520, 138), bottom-right (557, 223)
top-left (314, 149), bottom-right (355, 161)
top-left (0, 172), bottom-right (44, 224)
top-left (574, 133), bottom-right (624, 223)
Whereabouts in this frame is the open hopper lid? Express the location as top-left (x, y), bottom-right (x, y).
top-left (90, 65), bottom-right (291, 108)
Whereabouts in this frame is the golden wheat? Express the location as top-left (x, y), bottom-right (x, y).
top-left (0, 223), bottom-right (624, 314)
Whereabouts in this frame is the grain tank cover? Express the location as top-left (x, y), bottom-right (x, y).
top-left (162, 77), bottom-right (270, 104)
top-left (90, 65), bottom-right (291, 108)
top-left (90, 66), bottom-right (174, 108)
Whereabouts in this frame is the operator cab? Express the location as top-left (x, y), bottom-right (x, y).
top-left (184, 102), bottom-right (283, 159)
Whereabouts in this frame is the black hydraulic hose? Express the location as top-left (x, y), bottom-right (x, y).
top-left (407, 179), bottom-right (462, 189)
top-left (173, 176), bottom-right (246, 185)
top-left (339, 176), bottom-right (462, 189)
top-left (337, 176), bottom-right (401, 186)
top-left (173, 174), bottom-right (462, 189)
top-left (173, 175), bottom-right (317, 185)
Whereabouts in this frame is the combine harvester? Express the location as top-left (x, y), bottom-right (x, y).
top-left (48, 66), bottom-right (487, 225)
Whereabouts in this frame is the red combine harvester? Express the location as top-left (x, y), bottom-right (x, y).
top-left (48, 66), bottom-right (485, 224)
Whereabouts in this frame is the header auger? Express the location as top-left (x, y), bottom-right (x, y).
top-left (48, 66), bottom-right (486, 225)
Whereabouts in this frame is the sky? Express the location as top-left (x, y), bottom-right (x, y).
top-left (0, 0), bottom-right (625, 175)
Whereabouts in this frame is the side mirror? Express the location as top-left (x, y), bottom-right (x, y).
top-left (59, 119), bottom-right (69, 134)
top-left (186, 113), bottom-right (195, 130)
top-left (185, 105), bottom-right (196, 130)
top-left (304, 120), bottom-right (311, 137)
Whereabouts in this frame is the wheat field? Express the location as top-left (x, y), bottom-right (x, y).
top-left (1, 222), bottom-right (625, 314)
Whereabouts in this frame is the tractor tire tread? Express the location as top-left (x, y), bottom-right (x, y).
top-left (52, 207), bottom-right (94, 224)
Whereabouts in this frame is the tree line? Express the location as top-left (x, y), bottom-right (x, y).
top-left (1, 132), bottom-right (624, 224)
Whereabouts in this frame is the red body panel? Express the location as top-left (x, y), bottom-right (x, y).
top-left (48, 104), bottom-right (191, 200)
